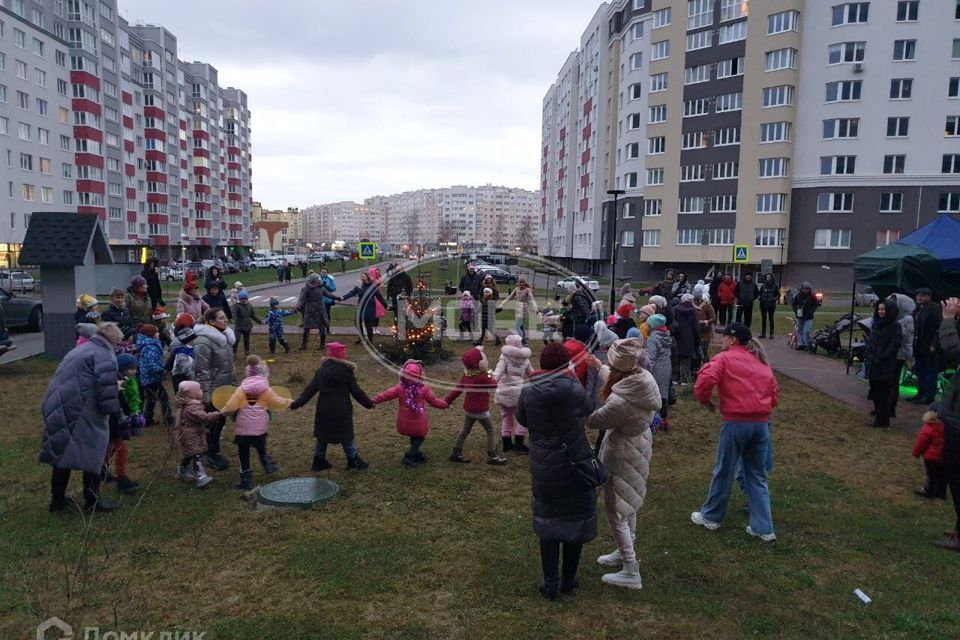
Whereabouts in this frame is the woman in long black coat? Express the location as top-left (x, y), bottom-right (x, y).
top-left (290, 343), bottom-right (374, 470)
top-left (863, 296), bottom-right (903, 428)
top-left (141, 257), bottom-right (165, 309)
top-left (674, 295), bottom-right (701, 384)
top-left (517, 342), bottom-right (599, 600)
top-left (340, 272), bottom-right (388, 344)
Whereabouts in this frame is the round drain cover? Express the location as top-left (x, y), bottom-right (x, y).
top-left (257, 477), bottom-right (339, 509)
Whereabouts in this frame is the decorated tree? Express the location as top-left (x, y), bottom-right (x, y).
top-left (379, 271), bottom-right (453, 365)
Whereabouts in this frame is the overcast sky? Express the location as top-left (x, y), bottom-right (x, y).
top-left (119, 0), bottom-right (601, 208)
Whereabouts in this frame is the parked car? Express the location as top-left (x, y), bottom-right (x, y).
top-left (477, 266), bottom-right (517, 285)
top-left (160, 266), bottom-right (185, 282)
top-left (184, 262), bottom-right (205, 278)
top-left (555, 276), bottom-right (600, 293)
top-left (0, 287), bottom-right (43, 331)
top-left (223, 261), bottom-right (240, 274)
top-left (253, 256), bottom-right (281, 269)
top-left (0, 270), bottom-right (35, 292)
top-left (855, 286), bottom-right (879, 307)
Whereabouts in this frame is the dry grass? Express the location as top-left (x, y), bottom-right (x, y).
top-left (0, 336), bottom-right (957, 639)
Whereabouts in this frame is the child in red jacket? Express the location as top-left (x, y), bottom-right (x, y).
top-left (912, 409), bottom-right (946, 499)
top-left (444, 346), bottom-right (508, 465)
top-left (373, 360), bottom-right (448, 468)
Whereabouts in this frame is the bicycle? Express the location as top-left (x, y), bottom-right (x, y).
top-left (785, 315), bottom-right (799, 350)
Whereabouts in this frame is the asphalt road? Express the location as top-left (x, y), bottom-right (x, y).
top-left (0, 330), bottom-right (44, 363)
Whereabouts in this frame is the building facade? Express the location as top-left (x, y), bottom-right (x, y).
top-left (0, 0), bottom-right (252, 266)
top-left (542, 0), bottom-right (960, 290)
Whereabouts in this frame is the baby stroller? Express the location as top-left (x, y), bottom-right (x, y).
top-left (847, 316), bottom-right (873, 367)
top-left (539, 307), bottom-right (562, 344)
top-left (812, 312), bottom-right (863, 358)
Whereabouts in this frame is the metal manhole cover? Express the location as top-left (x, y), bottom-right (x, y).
top-left (257, 477), bottom-right (339, 509)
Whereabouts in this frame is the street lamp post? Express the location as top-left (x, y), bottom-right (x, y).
top-left (607, 189), bottom-right (626, 312)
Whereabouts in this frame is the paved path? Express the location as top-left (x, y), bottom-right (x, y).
top-left (0, 330), bottom-right (44, 363)
top-left (244, 260), bottom-right (393, 307)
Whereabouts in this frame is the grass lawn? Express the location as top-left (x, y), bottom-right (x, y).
top-left (158, 260), bottom-right (376, 298)
top-left (1, 339), bottom-right (957, 639)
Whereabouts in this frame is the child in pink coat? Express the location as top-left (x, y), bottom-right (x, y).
top-left (493, 334), bottom-right (533, 453)
top-left (221, 355), bottom-right (292, 489)
top-left (373, 359), bottom-right (447, 467)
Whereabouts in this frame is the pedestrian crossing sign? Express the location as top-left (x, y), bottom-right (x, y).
top-left (358, 242), bottom-right (377, 260)
top-left (733, 245), bottom-right (749, 263)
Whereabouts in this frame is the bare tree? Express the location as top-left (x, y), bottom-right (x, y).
top-left (515, 220), bottom-right (534, 253)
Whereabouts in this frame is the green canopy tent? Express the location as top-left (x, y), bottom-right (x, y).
top-left (853, 243), bottom-right (960, 300)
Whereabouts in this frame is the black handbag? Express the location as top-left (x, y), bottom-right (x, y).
top-left (561, 440), bottom-right (608, 489)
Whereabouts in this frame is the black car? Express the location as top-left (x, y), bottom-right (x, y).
top-left (0, 287), bottom-right (43, 331)
top-left (477, 266), bottom-right (517, 285)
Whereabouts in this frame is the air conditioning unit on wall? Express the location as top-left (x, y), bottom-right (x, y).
top-left (853, 63), bottom-right (864, 73)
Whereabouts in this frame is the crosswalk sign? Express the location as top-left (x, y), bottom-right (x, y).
top-left (733, 245), bottom-right (749, 263)
top-left (358, 242), bottom-right (377, 260)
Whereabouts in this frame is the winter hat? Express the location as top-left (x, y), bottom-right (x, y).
top-left (608, 338), bottom-right (644, 372)
top-left (626, 327), bottom-right (642, 339)
top-left (638, 304), bottom-right (657, 318)
top-left (483, 287), bottom-right (493, 297)
top-left (325, 341), bottom-right (348, 360)
top-left (620, 293), bottom-right (637, 305)
top-left (175, 326), bottom-right (197, 343)
top-left (238, 290), bottom-right (250, 300)
top-left (117, 353), bottom-right (137, 373)
top-left (573, 323), bottom-right (593, 343)
top-left (204, 279), bottom-right (221, 292)
top-left (139, 324), bottom-right (158, 337)
top-left (269, 297), bottom-right (280, 307)
top-left (109, 287), bottom-right (125, 298)
top-left (606, 314), bottom-right (617, 325)
top-left (177, 380), bottom-right (202, 400)
top-left (647, 314), bottom-right (667, 330)
top-left (616, 303), bottom-right (635, 319)
top-left (152, 306), bottom-right (168, 320)
top-left (76, 293), bottom-right (99, 309)
top-left (461, 290), bottom-right (473, 300)
top-left (594, 320), bottom-right (618, 348)
top-left (401, 359), bottom-right (424, 383)
top-left (649, 295), bottom-right (667, 309)
top-left (461, 346), bottom-right (485, 370)
top-left (174, 312), bottom-right (195, 329)
top-left (130, 275), bottom-right (147, 288)
top-left (591, 300), bottom-right (604, 313)
top-left (234, 281), bottom-right (244, 289)
top-left (76, 322), bottom-right (98, 339)
top-left (540, 341), bottom-right (570, 370)
top-left (680, 293), bottom-right (695, 304)
top-left (183, 271), bottom-right (198, 292)
top-left (307, 273), bottom-right (321, 283)
top-left (505, 334), bottom-right (523, 348)
top-left (693, 285), bottom-right (706, 300)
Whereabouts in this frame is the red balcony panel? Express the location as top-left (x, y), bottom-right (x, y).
top-left (195, 219), bottom-right (212, 229)
top-left (559, 126), bottom-right (566, 138)
top-left (121, 92), bottom-right (133, 105)
top-left (196, 202), bottom-right (212, 211)
top-left (228, 193), bottom-right (241, 202)
top-left (77, 206), bottom-right (105, 217)
top-left (146, 151), bottom-right (166, 163)
top-left (557, 208), bottom-right (563, 220)
top-left (71, 98), bottom-right (101, 116)
top-left (149, 235), bottom-right (170, 246)
top-left (180, 179), bottom-right (188, 190)
top-left (145, 129), bottom-right (165, 141)
top-left (70, 70), bottom-right (100, 90)
top-left (583, 98), bottom-right (592, 116)
top-left (73, 126), bottom-right (103, 142)
top-left (229, 223), bottom-right (243, 231)
top-left (147, 194), bottom-right (168, 206)
top-left (180, 159), bottom-right (188, 170)
top-left (541, 213), bottom-right (546, 224)
top-left (193, 148), bottom-right (209, 159)
top-left (127, 211), bottom-right (138, 222)
top-left (180, 140), bottom-right (187, 151)
top-left (228, 209), bottom-right (241, 216)
top-left (543, 145), bottom-right (549, 158)
top-left (76, 180), bottom-right (105, 194)
top-left (125, 165), bottom-right (136, 178)
top-left (558, 149), bottom-right (566, 161)
top-left (227, 177), bottom-right (241, 186)
top-left (195, 184), bottom-right (211, 194)
top-left (144, 106), bottom-right (165, 120)
top-left (227, 146), bottom-right (241, 156)
top-left (197, 238), bottom-right (209, 246)
top-left (193, 130), bottom-right (210, 140)
top-left (122, 116), bottom-right (134, 129)
top-left (75, 153), bottom-right (104, 168)
top-left (558, 188), bottom-right (564, 200)
top-left (581, 148), bottom-right (591, 164)
top-left (147, 214), bottom-right (169, 225)
top-left (181, 217), bottom-right (189, 227)
top-left (582, 123), bottom-right (592, 140)
top-left (580, 173), bottom-right (590, 188)
top-left (179, 119), bottom-right (188, 130)
top-left (194, 166), bottom-right (211, 177)
top-left (579, 199), bottom-right (589, 212)
top-left (227, 162), bottom-right (241, 171)
top-left (126, 188), bottom-right (136, 199)
top-left (181, 198), bottom-right (189, 208)
top-left (559, 168), bottom-right (566, 180)
top-left (219, 140), bottom-right (225, 148)
top-left (146, 171), bottom-right (168, 184)
top-left (124, 140), bottom-right (135, 153)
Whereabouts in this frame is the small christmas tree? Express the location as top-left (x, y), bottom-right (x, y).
top-left (378, 270), bottom-right (453, 365)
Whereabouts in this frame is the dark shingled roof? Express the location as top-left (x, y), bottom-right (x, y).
top-left (19, 212), bottom-right (113, 266)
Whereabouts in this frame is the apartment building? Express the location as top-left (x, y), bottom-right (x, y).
top-left (541, 0), bottom-right (960, 288)
top-left (0, 0), bottom-right (252, 265)
top-left (0, 5), bottom-right (74, 268)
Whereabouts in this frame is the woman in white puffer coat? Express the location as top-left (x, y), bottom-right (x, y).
top-left (493, 334), bottom-right (533, 453)
top-left (585, 337), bottom-right (662, 591)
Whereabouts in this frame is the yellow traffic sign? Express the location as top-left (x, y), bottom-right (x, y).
top-left (733, 245), bottom-right (749, 263)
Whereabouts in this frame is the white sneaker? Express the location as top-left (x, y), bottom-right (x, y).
top-left (601, 561), bottom-right (642, 590)
top-left (597, 549), bottom-right (622, 567)
top-left (194, 473), bottom-right (213, 489)
top-left (746, 525), bottom-right (776, 542)
top-left (690, 511), bottom-right (720, 531)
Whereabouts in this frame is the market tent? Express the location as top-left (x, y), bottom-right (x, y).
top-left (896, 215), bottom-right (960, 270)
top-left (853, 243), bottom-right (960, 299)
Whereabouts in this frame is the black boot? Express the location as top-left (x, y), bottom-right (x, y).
top-left (514, 436), bottom-right (529, 454)
top-left (502, 436), bottom-right (513, 452)
top-left (347, 455), bottom-right (369, 470)
top-left (560, 577), bottom-right (578, 594)
top-left (539, 578), bottom-right (560, 601)
top-left (260, 453), bottom-right (279, 475)
top-left (311, 456), bottom-right (332, 471)
top-left (235, 470), bottom-right (253, 490)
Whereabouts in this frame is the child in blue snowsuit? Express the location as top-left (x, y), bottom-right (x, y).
top-left (136, 324), bottom-right (172, 426)
top-left (265, 297), bottom-right (297, 354)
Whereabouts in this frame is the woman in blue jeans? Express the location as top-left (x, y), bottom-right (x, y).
top-left (690, 323), bottom-right (781, 541)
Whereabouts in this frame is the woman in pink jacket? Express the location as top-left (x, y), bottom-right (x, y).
top-left (372, 360), bottom-right (447, 467)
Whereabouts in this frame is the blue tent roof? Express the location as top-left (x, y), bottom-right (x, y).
top-left (897, 215), bottom-right (960, 270)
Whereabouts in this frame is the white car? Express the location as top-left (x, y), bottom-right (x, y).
top-left (0, 270), bottom-right (35, 292)
top-left (555, 276), bottom-right (600, 293)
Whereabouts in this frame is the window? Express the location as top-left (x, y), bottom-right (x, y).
top-left (763, 85), bottom-right (794, 107)
top-left (759, 158), bottom-right (790, 178)
top-left (684, 98), bottom-right (709, 117)
top-left (644, 199), bottom-right (662, 216)
top-left (39, 158), bottom-right (51, 174)
top-left (883, 154), bottom-right (906, 174)
top-left (890, 78), bottom-right (913, 100)
top-left (815, 229), bottom-right (852, 249)
top-left (625, 142), bottom-right (641, 160)
top-left (629, 83), bottom-right (642, 100)
top-left (0, 117), bottom-right (6, 136)
top-left (58, 107), bottom-right (68, 124)
top-left (710, 195), bottom-right (737, 213)
top-left (40, 187), bottom-right (53, 204)
top-left (19, 153), bottom-right (33, 171)
top-left (15, 59), bottom-right (28, 79)
top-left (893, 39), bottom-right (916, 61)
top-left (18, 122), bottom-right (31, 140)
top-left (717, 57), bottom-right (745, 78)
top-left (688, 0), bottom-right (713, 30)
top-left (768, 10), bottom-right (800, 35)
top-left (56, 50), bottom-right (66, 67)
top-left (954, 39), bottom-right (960, 60)
top-left (947, 116), bottom-right (960, 137)
top-left (624, 173), bottom-right (640, 188)
top-left (17, 91), bottom-right (30, 110)
top-left (57, 78), bottom-right (68, 96)
top-left (720, 0), bottom-right (746, 22)
top-left (939, 192), bottom-right (960, 213)
top-left (681, 164), bottom-right (705, 182)
top-left (951, 77), bottom-right (960, 98)
top-left (944, 154), bottom-right (960, 174)
top-left (684, 64), bottom-right (710, 85)
top-left (887, 117), bottom-right (909, 137)
top-left (0, 84), bottom-right (5, 103)
top-left (832, 3), bottom-right (869, 26)
top-left (621, 231), bottom-right (636, 247)
top-left (760, 121), bottom-right (792, 143)
top-left (718, 21), bottom-right (747, 44)
top-left (956, 0), bottom-right (960, 19)
top-left (757, 193), bottom-right (787, 213)
top-left (828, 41), bottom-right (866, 64)
top-left (880, 192), bottom-right (903, 213)
top-left (642, 230), bottom-right (661, 247)
top-left (825, 80), bottom-right (862, 102)
top-left (646, 168), bottom-right (664, 185)
top-left (35, 98), bottom-right (47, 116)
top-left (21, 184), bottom-right (35, 201)
top-left (630, 52), bottom-right (643, 70)
top-left (714, 161), bottom-right (739, 180)
top-left (821, 155), bottom-right (856, 175)
top-left (822, 118), bottom-right (859, 139)
top-left (708, 228), bottom-right (735, 246)
top-left (755, 228), bottom-right (785, 248)
top-left (653, 7), bottom-right (671, 28)
top-left (38, 128), bottom-right (48, 146)
top-left (687, 30), bottom-right (711, 51)
top-left (897, 1), bottom-right (919, 22)
top-left (651, 40), bottom-right (670, 61)
top-left (648, 136), bottom-right (666, 154)
top-left (715, 92), bottom-right (743, 112)
top-left (650, 73), bottom-right (668, 92)
top-left (627, 113), bottom-right (642, 129)
top-left (677, 229), bottom-right (701, 245)
top-left (680, 196), bottom-right (705, 214)
top-left (14, 28), bottom-right (26, 48)
top-left (630, 22), bottom-right (644, 42)
top-left (60, 135), bottom-right (70, 151)
top-left (32, 38), bottom-right (44, 57)
top-left (873, 229), bottom-right (900, 248)
top-left (648, 104), bottom-right (667, 123)
top-left (682, 131), bottom-right (707, 149)
top-left (766, 48), bottom-right (797, 71)
top-left (817, 192), bottom-right (855, 212)
top-left (715, 126), bottom-right (741, 146)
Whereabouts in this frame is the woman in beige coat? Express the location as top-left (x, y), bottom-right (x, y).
top-left (585, 338), bottom-right (662, 590)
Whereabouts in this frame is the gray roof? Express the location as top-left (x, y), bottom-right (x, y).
top-left (19, 212), bottom-right (113, 267)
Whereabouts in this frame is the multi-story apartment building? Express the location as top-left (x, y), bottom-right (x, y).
top-left (0, 0), bottom-right (251, 265)
top-left (542, 0), bottom-right (960, 288)
top-left (0, 4), bottom-right (75, 268)
top-left (302, 201), bottom-right (386, 246)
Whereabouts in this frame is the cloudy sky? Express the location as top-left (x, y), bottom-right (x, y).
top-left (119, 0), bottom-right (601, 208)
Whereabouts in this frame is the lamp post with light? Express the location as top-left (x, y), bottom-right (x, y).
top-left (607, 189), bottom-right (626, 311)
